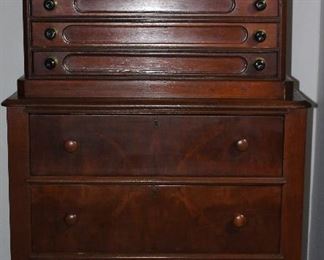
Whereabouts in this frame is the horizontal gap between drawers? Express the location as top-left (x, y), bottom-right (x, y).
top-left (29, 253), bottom-right (284, 259)
top-left (28, 17), bottom-right (281, 23)
top-left (30, 48), bottom-right (280, 53)
top-left (29, 47), bottom-right (281, 53)
top-left (27, 176), bottom-right (286, 185)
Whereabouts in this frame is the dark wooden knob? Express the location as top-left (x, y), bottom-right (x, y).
top-left (65, 214), bottom-right (77, 226)
top-left (255, 30), bottom-right (267, 43)
top-left (64, 140), bottom-right (79, 153)
top-left (236, 139), bottom-right (249, 152)
top-left (255, 0), bottom-right (267, 11)
top-left (44, 28), bottom-right (57, 40)
top-left (254, 59), bottom-right (266, 71)
top-left (44, 0), bottom-right (57, 11)
top-left (44, 57), bottom-right (57, 70)
top-left (233, 214), bottom-right (247, 228)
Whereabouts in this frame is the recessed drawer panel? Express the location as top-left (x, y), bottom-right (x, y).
top-left (32, 52), bottom-right (278, 78)
top-left (31, 0), bottom-right (279, 17)
top-left (32, 22), bottom-right (278, 49)
top-left (30, 115), bottom-right (284, 176)
top-left (31, 184), bottom-right (282, 254)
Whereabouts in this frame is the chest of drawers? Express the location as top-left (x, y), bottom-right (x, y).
top-left (3, 96), bottom-right (310, 260)
top-left (3, 0), bottom-right (311, 260)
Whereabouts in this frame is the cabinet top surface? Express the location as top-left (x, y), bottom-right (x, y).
top-left (2, 90), bottom-right (312, 110)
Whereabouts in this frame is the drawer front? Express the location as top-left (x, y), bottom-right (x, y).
top-left (31, 0), bottom-right (279, 17)
top-left (32, 52), bottom-right (278, 78)
top-left (31, 185), bottom-right (282, 254)
top-left (30, 115), bottom-right (284, 176)
top-left (32, 22), bottom-right (278, 49)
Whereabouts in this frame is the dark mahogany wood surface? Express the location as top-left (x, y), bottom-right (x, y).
top-left (30, 115), bottom-right (283, 177)
top-left (4, 1), bottom-right (310, 259)
top-left (32, 52), bottom-right (278, 78)
top-left (18, 78), bottom-right (291, 99)
top-left (23, 0), bottom-right (287, 85)
top-left (31, 184), bottom-right (282, 254)
top-left (2, 92), bottom-right (311, 260)
top-left (30, 0), bottom-right (279, 17)
top-left (32, 22), bottom-right (278, 49)
top-left (2, 90), bottom-right (311, 110)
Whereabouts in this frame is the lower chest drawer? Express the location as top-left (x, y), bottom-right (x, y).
top-left (30, 115), bottom-right (284, 177)
top-left (31, 184), bottom-right (282, 255)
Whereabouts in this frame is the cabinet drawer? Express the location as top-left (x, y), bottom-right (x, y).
top-left (32, 52), bottom-right (278, 78)
top-left (32, 22), bottom-right (278, 49)
top-left (31, 0), bottom-right (279, 18)
top-left (30, 115), bottom-right (283, 176)
top-left (31, 184), bottom-right (281, 254)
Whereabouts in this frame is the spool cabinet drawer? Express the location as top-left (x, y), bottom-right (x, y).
top-left (31, 184), bottom-right (282, 254)
top-left (31, 0), bottom-right (279, 18)
top-left (32, 22), bottom-right (278, 49)
top-left (32, 52), bottom-right (278, 78)
top-left (30, 115), bottom-right (284, 176)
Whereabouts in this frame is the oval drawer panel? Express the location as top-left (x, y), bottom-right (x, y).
top-left (32, 22), bottom-right (278, 49)
top-left (30, 115), bottom-right (284, 176)
top-left (31, 185), bottom-right (282, 254)
top-left (31, 0), bottom-right (279, 17)
top-left (32, 52), bottom-right (278, 78)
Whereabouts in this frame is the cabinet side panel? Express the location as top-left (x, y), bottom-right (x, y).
top-left (281, 109), bottom-right (308, 260)
top-left (7, 107), bottom-right (30, 260)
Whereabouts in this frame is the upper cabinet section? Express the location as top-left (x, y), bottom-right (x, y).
top-left (31, 0), bottom-right (279, 18)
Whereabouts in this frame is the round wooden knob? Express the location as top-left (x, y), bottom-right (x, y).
top-left (236, 139), bottom-right (249, 152)
top-left (233, 214), bottom-right (247, 228)
top-left (65, 213), bottom-right (78, 226)
top-left (64, 140), bottom-right (79, 153)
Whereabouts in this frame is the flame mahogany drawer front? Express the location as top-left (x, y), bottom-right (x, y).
top-left (31, 184), bottom-right (282, 254)
top-left (32, 52), bottom-right (278, 78)
top-left (32, 22), bottom-right (278, 49)
top-left (30, 115), bottom-right (284, 177)
top-left (31, 0), bottom-right (279, 17)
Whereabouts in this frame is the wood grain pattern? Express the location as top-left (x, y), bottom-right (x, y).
top-left (281, 109), bottom-right (308, 260)
top-left (32, 52), bottom-right (278, 78)
top-left (4, 0), bottom-right (311, 259)
top-left (30, 115), bottom-right (284, 177)
top-left (30, 0), bottom-right (279, 17)
top-left (7, 107), bottom-right (31, 259)
top-left (31, 184), bottom-right (282, 254)
top-left (18, 78), bottom-right (289, 99)
top-left (1, 94), bottom-right (311, 260)
top-left (32, 22), bottom-right (278, 49)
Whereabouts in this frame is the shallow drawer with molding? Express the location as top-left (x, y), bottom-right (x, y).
top-left (32, 22), bottom-right (278, 49)
top-left (30, 0), bottom-right (279, 18)
top-left (32, 52), bottom-right (278, 78)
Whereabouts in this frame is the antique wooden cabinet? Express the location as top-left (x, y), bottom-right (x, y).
top-left (3, 0), bottom-right (311, 260)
